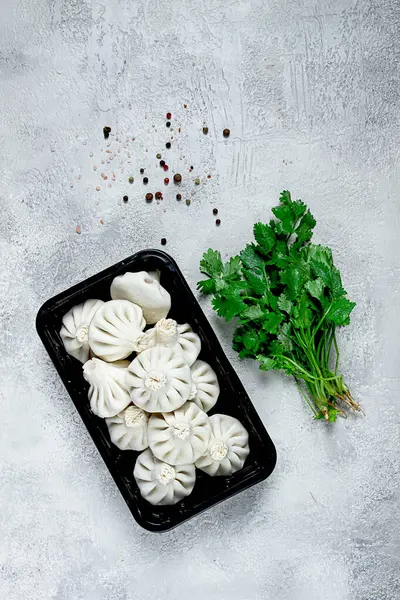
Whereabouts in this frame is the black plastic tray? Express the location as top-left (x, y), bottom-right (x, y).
top-left (36, 250), bottom-right (277, 532)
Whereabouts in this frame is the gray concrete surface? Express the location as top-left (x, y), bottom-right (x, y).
top-left (1, 1), bottom-right (399, 599)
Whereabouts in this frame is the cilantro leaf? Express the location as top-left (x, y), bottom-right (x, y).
top-left (294, 209), bottom-right (316, 246)
top-left (257, 356), bottom-right (276, 371)
top-left (242, 268), bottom-right (268, 296)
top-left (254, 222), bottom-right (276, 254)
top-left (278, 293), bottom-right (293, 314)
top-left (280, 265), bottom-right (307, 301)
top-left (241, 305), bottom-right (264, 321)
top-left (262, 311), bottom-right (283, 334)
top-left (240, 244), bottom-right (265, 271)
top-left (197, 278), bottom-right (216, 295)
top-left (200, 248), bottom-right (223, 277)
top-left (212, 294), bottom-right (247, 321)
top-left (326, 297), bottom-right (356, 326)
top-left (305, 278), bottom-right (325, 302)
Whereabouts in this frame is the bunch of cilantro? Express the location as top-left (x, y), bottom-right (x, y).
top-left (198, 191), bottom-right (361, 422)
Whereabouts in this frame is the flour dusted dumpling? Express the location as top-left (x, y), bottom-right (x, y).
top-left (125, 346), bottom-right (192, 413)
top-left (105, 405), bottom-right (149, 451)
top-left (60, 299), bottom-right (104, 363)
top-left (175, 323), bottom-right (201, 366)
top-left (88, 299), bottom-right (146, 362)
top-left (195, 414), bottom-right (249, 476)
top-left (141, 319), bottom-right (201, 365)
top-left (148, 402), bottom-right (211, 465)
top-left (83, 358), bottom-right (131, 418)
top-left (134, 449), bottom-right (196, 505)
top-left (189, 360), bottom-right (220, 412)
top-left (110, 271), bottom-right (171, 324)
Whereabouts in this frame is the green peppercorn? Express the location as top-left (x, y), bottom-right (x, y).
top-left (194, 178), bottom-right (200, 185)
top-left (156, 153), bottom-right (161, 159)
top-left (128, 176), bottom-right (134, 184)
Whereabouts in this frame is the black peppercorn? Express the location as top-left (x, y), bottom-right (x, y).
top-left (173, 173), bottom-right (182, 184)
top-left (176, 194), bottom-right (182, 200)
top-left (166, 142), bottom-right (171, 149)
top-left (161, 238), bottom-right (167, 245)
top-left (213, 208), bottom-right (218, 215)
top-left (216, 218), bottom-right (221, 226)
top-left (143, 177), bottom-right (148, 184)
top-left (166, 121), bottom-right (171, 128)
top-left (140, 168), bottom-right (144, 174)
top-left (145, 193), bottom-right (153, 202)
top-left (223, 128), bottom-right (230, 138)
top-left (103, 126), bottom-right (111, 139)
top-left (203, 127), bottom-right (209, 134)
top-left (160, 160), bottom-right (165, 167)
top-left (123, 195), bottom-right (128, 203)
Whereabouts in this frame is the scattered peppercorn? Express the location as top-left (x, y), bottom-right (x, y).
top-left (176, 193), bottom-right (182, 200)
top-left (166, 142), bottom-right (171, 149)
top-left (164, 178), bottom-right (169, 185)
top-left (160, 160), bottom-right (165, 167)
top-left (143, 177), bottom-right (149, 184)
top-left (76, 225), bottom-right (81, 234)
top-left (203, 127), bottom-right (209, 134)
top-left (103, 126), bottom-right (111, 139)
top-left (128, 176), bottom-right (134, 184)
top-left (166, 112), bottom-right (172, 119)
top-left (190, 165), bottom-right (194, 170)
top-left (140, 168), bottom-right (144, 174)
top-left (195, 178), bottom-right (200, 185)
top-left (163, 164), bottom-right (169, 171)
top-left (173, 173), bottom-right (182, 184)
top-left (213, 208), bottom-right (218, 215)
top-left (207, 174), bottom-right (212, 179)
top-left (186, 199), bottom-right (191, 206)
top-left (184, 104), bottom-right (187, 108)
top-left (145, 193), bottom-right (153, 202)
top-left (223, 128), bottom-right (230, 138)
top-left (155, 191), bottom-right (163, 200)
top-left (216, 218), bottom-right (221, 226)
top-left (166, 121), bottom-right (171, 128)
top-left (123, 195), bottom-right (129, 202)
top-left (161, 238), bottom-right (167, 245)
top-left (156, 153), bottom-right (161, 159)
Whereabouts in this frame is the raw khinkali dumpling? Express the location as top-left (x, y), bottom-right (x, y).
top-left (125, 346), bottom-right (192, 413)
top-left (134, 449), bottom-right (196, 505)
top-left (60, 299), bottom-right (104, 363)
top-left (195, 414), bottom-right (249, 476)
top-left (148, 402), bottom-right (211, 465)
top-left (83, 358), bottom-right (131, 418)
top-left (110, 271), bottom-right (171, 324)
top-left (188, 360), bottom-right (220, 412)
top-left (105, 405), bottom-right (149, 451)
top-left (139, 319), bottom-right (201, 366)
top-left (88, 299), bottom-right (146, 362)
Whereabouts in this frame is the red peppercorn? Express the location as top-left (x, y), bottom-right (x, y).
top-left (166, 112), bottom-right (171, 119)
top-left (164, 178), bottom-right (169, 185)
top-left (216, 218), bottom-right (221, 226)
top-left (163, 164), bottom-right (169, 171)
top-left (155, 191), bottom-right (162, 200)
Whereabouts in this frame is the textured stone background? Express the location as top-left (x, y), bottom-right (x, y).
top-left (1, 1), bottom-right (399, 599)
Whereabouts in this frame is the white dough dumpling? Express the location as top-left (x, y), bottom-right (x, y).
top-left (60, 299), bottom-right (104, 363)
top-left (141, 319), bottom-right (201, 366)
top-left (148, 402), bottom-right (211, 465)
top-left (106, 405), bottom-right (149, 451)
top-left (125, 346), bottom-right (192, 413)
top-left (110, 271), bottom-right (171, 324)
top-left (134, 449), bottom-right (196, 505)
top-left (83, 358), bottom-right (131, 418)
top-left (88, 299), bottom-right (146, 362)
top-left (189, 360), bottom-right (220, 412)
top-left (195, 414), bottom-right (249, 476)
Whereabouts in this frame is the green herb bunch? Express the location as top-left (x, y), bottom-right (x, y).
top-left (198, 191), bottom-right (361, 421)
